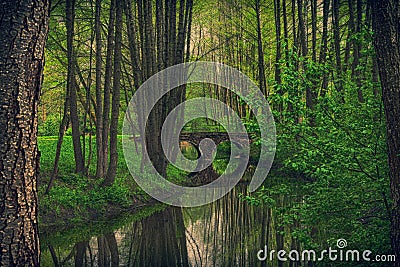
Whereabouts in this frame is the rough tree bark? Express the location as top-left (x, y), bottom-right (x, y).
top-left (256, 0), bottom-right (267, 97)
top-left (0, 0), bottom-right (50, 265)
top-left (371, 0), bottom-right (400, 263)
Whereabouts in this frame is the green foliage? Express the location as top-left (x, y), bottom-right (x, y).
top-left (166, 164), bottom-right (188, 185)
top-left (40, 174), bottom-right (134, 218)
top-left (38, 115), bottom-right (61, 136)
top-left (38, 0), bottom-right (393, 260)
top-left (182, 117), bottom-right (225, 132)
top-left (242, 47), bottom-right (392, 259)
top-left (212, 159), bottom-right (229, 175)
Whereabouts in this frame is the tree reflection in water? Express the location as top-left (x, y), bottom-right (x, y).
top-left (42, 170), bottom-right (301, 266)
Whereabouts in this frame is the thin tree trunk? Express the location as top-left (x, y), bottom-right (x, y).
top-left (345, 0), bottom-right (355, 68)
top-left (311, 0), bottom-right (317, 62)
top-left (103, 0), bottom-right (123, 186)
top-left (291, 0), bottom-right (298, 52)
top-left (105, 233), bottom-right (120, 267)
top-left (83, 14), bottom-right (95, 175)
top-left (144, 0), bottom-right (157, 77)
top-left (297, 0), bottom-right (314, 121)
top-left (102, 0), bottom-right (116, 176)
top-left (297, 0), bottom-right (308, 61)
top-left (168, 0), bottom-right (177, 67)
top-left (319, 0), bottom-right (330, 97)
top-left (75, 241), bottom-right (87, 267)
top-left (156, 0), bottom-right (165, 70)
top-left (46, 88), bottom-right (70, 194)
top-left (125, 0), bottom-right (142, 90)
top-left (256, 0), bottom-right (268, 97)
top-left (48, 245), bottom-right (60, 267)
top-left (95, 0), bottom-right (105, 179)
top-left (333, 0), bottom-right (344, 95)
top-left (176, 0), bottom-right (186, 65)
top-left (0, 0), bottom-right (49, 265)
top-left (352, 0), bottom-right (364, 102)
top-left (67, 0), bottom-right (85, 173)
top-left (97, 236), bottom-right (110, 267)
top-left (282, 0), bottom-right (289, 64)
top-left (185, 0), bottom-right (193, 62)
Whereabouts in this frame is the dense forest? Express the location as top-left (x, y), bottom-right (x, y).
top-left (0, 0), bottom-right (400, 266)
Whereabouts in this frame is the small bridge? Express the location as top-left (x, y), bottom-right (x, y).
top-left (179, 132), bottom-right (252, 149)
top-left (179, 132), bottom-right (253, 171)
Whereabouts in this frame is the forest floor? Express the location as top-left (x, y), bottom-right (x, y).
top-left (37, 136), bottom-right (154, 232)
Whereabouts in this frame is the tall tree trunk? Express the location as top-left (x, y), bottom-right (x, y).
top-left (297, 0), bottom-right (314, 121)
top-left (311, 0), bottom-right (317, 62)
top-left (352, 0), bottom-right (364, 102)
top-left (105, 233), bottom-right (120, 267)
top-left (256, 0), bottom-right (267, 97)
top-left (345, 0), bottom-right (355, 69)
top-left (176, 0), bottom-right (186, 65)
top-left (95, 0), bottom-right (105, 179)
top-left (83, 18), bottom-right (95, 174)
top-left (143, 0), bottom-right (157, 77)
top-left (67, 0), bottom-right (85, 173)
top-left (75, 241), bottom-right (87, 267)
top-left (291, 0), bottom-right (298, 52)
top-left (297, 0), bottom-right (307, 59)
top-left (308, 0), bottom-right (318, 125)
top-left (333, 0), bottom-right (344, 95)
top-left (102, 0), bottom-right (116, 176)
top-left (282, 0), bottom-right (289, 63)
top-left (168, 0), bottom-right (177, 67)
top-left (319, 0), bottom-right (330, 97)
top-left (156, 0), bottom-right (165, 70)
top-left (97, 236), bottom-right (110, 267)
top-left (125, 0), bottom-right (142, 90)
top-left (371, 0), bottom-right (400, 263)
top-left (273, 0), bottom-right (283, 115)
top-left (185, 0), bottom-right (193, 62)
top-left (103, 0), bottom-right (123, 186)
top-left (0, 0), bottom-right (49, 265)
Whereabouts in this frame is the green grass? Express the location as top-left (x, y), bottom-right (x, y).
top-left (38, 135), bottom-right (131, 179)
top-left (38, 136), bottom-right (144, 225)
top-left (38, 136), bottom-right (75, 177)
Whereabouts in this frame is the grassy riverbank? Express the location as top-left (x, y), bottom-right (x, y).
top-left (38, 136), bottom-right (146, 227)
